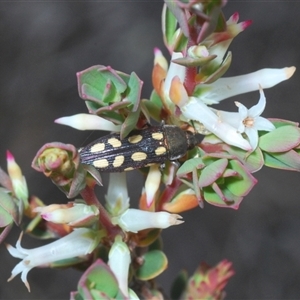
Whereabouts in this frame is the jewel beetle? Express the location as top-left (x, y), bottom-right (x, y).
top-left (79, 125), bottom-right (203, 172)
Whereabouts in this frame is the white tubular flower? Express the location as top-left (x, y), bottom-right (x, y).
top-left (6, 228), bottom-right (100, 292)
top-left (34, 202), bottom-right (99, 226)
top-left (218, 88), bottom-right (275, 150)
top-left (108, 235), bottom-right (131, 298)
top-left (55, 113), bottom-right (121, 132)
top-left (145, 165), bottom-right (161, 207)
top-left (6, 151), bottom-right (29, 209)
top-left (164, 52), bottom-right (186, 98)
top-left (113, 208), bottom-right (184, 233)
top-left (181, 97), bottom-right (252, 150)
top-left (105, 173), bottom-right (129, 216)
top-left (154, 47), bottom-right (168, 71)
top-left (197, 67), bottom-right (296, 105)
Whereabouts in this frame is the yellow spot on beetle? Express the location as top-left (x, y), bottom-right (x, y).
top-left (131, 152), bottom-right (147, 161)
top-left (124, 167), bottom-right (134, 171)
top-left (128, 134), bottom-right (143, 144)
top-left (155, 147), bottom-right (167, 156)
top-left (152, 132), bottom-right (163, 140)
top-left (90, 143), bottom-right (105, 153)
top-left (113, 155), bottom-right (125, 167)
top-left (93, 159), bottom-right (109, 168)
top-left (108, 138), bottom-right (121, 148)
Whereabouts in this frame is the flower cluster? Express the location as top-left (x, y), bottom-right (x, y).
top-left (1, 1), bottom-right (299, 299)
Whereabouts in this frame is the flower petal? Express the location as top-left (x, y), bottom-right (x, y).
top-left (145, 165), bottom-right (161, 207)
top-left (55, 114), bottom-right (121, 132)
top-left (197, 67), bottom-right (296, 104)
top-left (217, 110), bottom-right (243, 130)
top-left (248, 88), bottom-right (266, 117)
top-left (7, 228), bottom-right (101, 291)
top-left (108, 236), bottom-right (131, 298)
top-left (164, 52), bottom-right (186, 96)
top-left (105, 173), bottom-right (129, 215)
top-left (154, 47), bottom-right (168, 71)
top-left (6, 151), bottom-right (29, 208)
top-left (235, 101), bottom-right (248, 119)
top-left (181, 97), bottom-right (252, 150)
top-left (245, 127), bottom-right (259, 150)
top-left (115, 209), bottom-right (183, 233)
top-left (254, 117), bottom-right (275, 132)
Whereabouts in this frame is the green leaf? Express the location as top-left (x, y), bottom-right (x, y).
top-left (136, 250), bottom-right (168, 280)
top-left (0, 205), bottom-right (13, 227)
top-left (196, 0), bottom-right (225, 43)
top-left (120, 107), bottom-right (141, 139)
top-left (203, 186), bottom-right (243, 209)
top-left (165, 1), bottom-right (189, 37)
top-left (125, 72), bottom-right (143, 112)
top-left (269, 118), bottom-right (299, 128)
top-left (226, 160), bottom-right (257, 197)
top-left (0, 189), bottom-right (18, 225)
top-left (199, 158), bottom-right (228, 187)
top-left (84, 165), bottom-right (102, 187)
top-left (77, 259), bottom-right (121, 299)
top-left (259, 125), bottom-right (300, 152)
top-left (0, 223), bottom-right (12, 244)
top-left (149, 89), bottom-right (163, 108)
top-left (136, 229), bottom-right (161, 248)
top-left (172, 55), bottom-right (217, 68)
top-left (177, 157), bottom-right (204, 176)
top-left (170, 270), bottom-right (188, 300)
top-left (67, 165), bottom-right (88, 199)
top-left (201, 51), bottom-right (232, 84)
top-left (148, 235), bottom-right (163, 251)
top-left (173, 30), bottom-right (188, 52)
top-left (142, 91), bottom-right (163, 122)
top-left (77, 65), bottom-right (127, 112)
top-left (263, 150), bottom-right (300, 171)
top-left (116, 70), bottom-right (131, 85)
top-left (225, 145), bottom-right (264, 173)
top-left (173, 13), bottom-right (196, 52)
top-left (94, 100), bottom-right (130, 124)
top-left (162, 4), bottom-right (178, 49)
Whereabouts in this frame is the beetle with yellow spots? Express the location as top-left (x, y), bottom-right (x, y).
top-left (79, 125), bottom-right (203, 172)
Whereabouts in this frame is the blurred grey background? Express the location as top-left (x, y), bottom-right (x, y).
top-left (1, 1), bottom-right (300, 299)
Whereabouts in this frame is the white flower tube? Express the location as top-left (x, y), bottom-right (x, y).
top-left (105, 173), bottom-right (129, 215)
top-left (198, 67), bottom-right (296, 104)
top-left (6, 151), bottom-right (29, 209)
top-left (164, 52), bottom-right (186, 97)
top-left (181, 97), bottom-right (252, 150)
top-left (108, 236), bottom-right (131, 298)
top-left (154, 47), bottom-right (168, 71)
top-left (34, 203), bottom-right (99, 226)
top-left (7, 228), bottom-right (101, 292)
top-left (114, 208), bottom-right (184, 233)
top-left (145, 165), bottom-right (161, 207)
top-left (55, 113), bottom-right (121, 131)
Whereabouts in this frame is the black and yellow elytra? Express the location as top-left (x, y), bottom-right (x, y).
top-left (79, 125), bottom-right (203, 172)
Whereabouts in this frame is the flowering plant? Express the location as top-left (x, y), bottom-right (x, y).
top-left (1, 1), bottom-right (299, 299)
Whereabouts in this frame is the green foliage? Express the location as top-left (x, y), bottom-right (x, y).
top-left (136, 250), bottom-right (168, 281)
